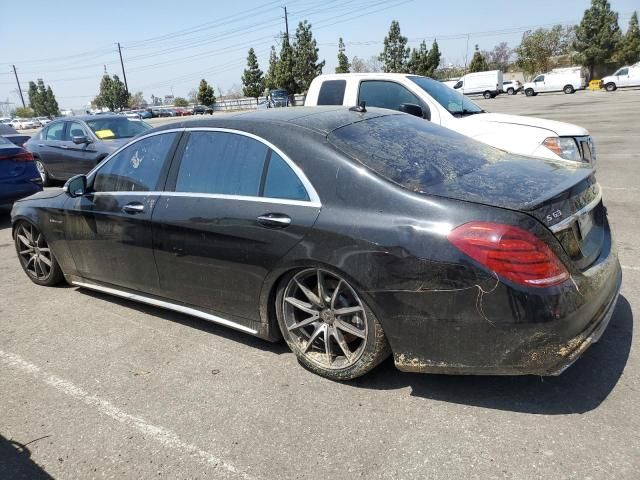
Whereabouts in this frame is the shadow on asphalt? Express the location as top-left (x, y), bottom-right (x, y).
top-left (0, 210), bottom-right (11, 229)
top-left (0, 435), bottom-right (53, 479)
top-left (351, 295), bottom-right (633, 415)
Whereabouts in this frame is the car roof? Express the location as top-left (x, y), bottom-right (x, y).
top-left (152, 106), bottom-right (401, 135)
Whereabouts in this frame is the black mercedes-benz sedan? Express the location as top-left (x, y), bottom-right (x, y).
top-left (11, 107), bottom-right (621, 380)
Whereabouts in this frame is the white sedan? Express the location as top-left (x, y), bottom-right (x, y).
top-left (9, 118), bottom-right (37, 130)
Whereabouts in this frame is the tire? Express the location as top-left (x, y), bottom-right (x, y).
top-left (605, 82), bottom-right (616, 92)
top-left (525, 88), bottom-right (535, 97)
top-left (483, 91), bottom-right (492, 99)
top-left (276, 267), bottom-right (390, 381)
top-left (34, 159), bottom-right (52, 187)
top-left (563, 85), bottom-right (575, 94)
top-left (14, 221), bottom-right (64, 286)
top-left (507, 88), bottom-right (515, 95)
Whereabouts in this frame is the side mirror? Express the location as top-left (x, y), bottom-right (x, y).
top-left (399, 103), bottom-right (424, 118)
top-left (64, 175), bottom-right (87, 197)
top-left (72, 135), bottom-right (90, 145)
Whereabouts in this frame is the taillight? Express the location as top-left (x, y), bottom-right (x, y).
top-left (448, 221), bottom-right (569, 288)
top-left (0, 151), bottom-right (33, 162)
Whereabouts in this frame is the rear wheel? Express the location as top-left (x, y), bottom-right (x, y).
top-left (276, 268), bottom-right (390, 380)
top-left (34, 159), bottom-right (52, 187)
top-left (507, 87), bottom-right (515, 95)
top-left (483, 91), bottom-right (492, 99)
top-left (14, 222), bottom-right (64, 286)
top-left (605, 82), bottom-right (616, 92)
top-left (563, 85), bottom-right (575, 94)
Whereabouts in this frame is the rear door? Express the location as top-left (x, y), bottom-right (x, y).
top-left (37, 121), bottom-right (67, 178)
top-left (152, 129), bottom-right (320, 322)
top-left (64, 131), bottom-right (181, 294)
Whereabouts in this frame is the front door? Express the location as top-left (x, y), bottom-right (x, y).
top-left (61, 121), bottom-right (103, 178)
top-left (64, 131), bottom-right (181, 293)
top-left (152, 130), bottom-right (320, 322)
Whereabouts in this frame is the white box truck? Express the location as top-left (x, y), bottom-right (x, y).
top-left (601, 63), bottom-right (640, 91)
top-left (453, 70), bottom-right (503, 98)
top-left (523, 67), bottom-right (586, 96)
top-left (305, 73), bottom-right (596, 165)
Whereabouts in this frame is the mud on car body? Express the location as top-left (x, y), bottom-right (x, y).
top-left (11, 107), bottom-right (621, 380)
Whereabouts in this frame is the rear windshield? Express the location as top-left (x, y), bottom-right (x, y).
top-left (328, 114), bottom-right (506, 192)
top-left (85, 117), bottom-right (151, 140)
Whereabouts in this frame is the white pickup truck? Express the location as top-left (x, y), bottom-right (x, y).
top-left (305, 73), bottom-right (595, 164)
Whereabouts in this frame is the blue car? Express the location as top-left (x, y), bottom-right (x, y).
top-left (0, 136), bottom-right (42, 207)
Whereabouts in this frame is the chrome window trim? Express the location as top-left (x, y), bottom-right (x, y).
top-left (91, 190), bottom-right (321, 208)
top-left (71, 281), bottom-right (258, 334)
top-left (549, 184), bottom-right (602, 233)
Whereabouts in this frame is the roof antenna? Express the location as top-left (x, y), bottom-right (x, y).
top-left (349, 101), bottom-right (366, 113)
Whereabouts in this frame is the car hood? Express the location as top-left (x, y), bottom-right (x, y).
top-left (14, 187), bottom-right (65, 203)
top-left (461, 112), bottom-right (589, 136)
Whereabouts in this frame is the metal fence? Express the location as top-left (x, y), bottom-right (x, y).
top-left (212, 94), bottom-right (306, 112)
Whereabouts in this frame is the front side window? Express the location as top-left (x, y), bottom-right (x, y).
top-left (45, 122), bottom-right (64, 141)
top-left (357, 81), bottom-right (420, 111)
top-left (93, 132), bottom-right (178, 192)
top-left (534, 75), bottom-right (544, 82)
top-left (317, 80), bottom-right (347, 105)
top-left (616, 68), bottom-right (629, 76)
top-left (263, 152), bottom-right (309, 201)
top-left (65, 121), bottom-right (87, 141)
top-left (175, 132), bottom-right (268, 196)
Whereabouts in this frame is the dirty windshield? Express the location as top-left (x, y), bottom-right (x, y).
top-left (408, 75), bottom-right (484, 116)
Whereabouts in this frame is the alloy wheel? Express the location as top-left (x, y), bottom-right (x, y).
top-left (35, 160), bottom-right (46, 183)
top-left (16, 223), bottom-right (53, 281)
top-left (282, 269), bottom-right (368, 370)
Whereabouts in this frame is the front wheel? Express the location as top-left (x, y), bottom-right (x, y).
top-left (34, 159), bottom-right (52, 187)
top-left (563, 85), bottom-right (575, 94)
top-left (14, 221), bottom-right (64, 286)
top-left (525, 88), bottom-right (535, 97)
top-left (507, 88), bottom-right (515, 95)
top-left (483, 91), bottom-right (492, 99)
top-left (605, 82), bottom-right (616, 92)
top-left (276, 268), bottom-right (390, 380)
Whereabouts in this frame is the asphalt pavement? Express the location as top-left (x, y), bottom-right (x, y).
top-left (1, 88), bottom-right (639, 479)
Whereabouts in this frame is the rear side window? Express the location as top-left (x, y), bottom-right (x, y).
top-left (175, 131), bottom-right (268, 196)
top-left (94, 132), bottom-right (178, 192)
top-left (329, 114), bottom-right (504, 191)
top-left (45, 122), bottom-right (64, 141)
top-left (317, 80), bottom-right (346, 105)
top-left (263, 152), bottom-right (309, 201)
top-left (357, 81), bottom-right (420, 111)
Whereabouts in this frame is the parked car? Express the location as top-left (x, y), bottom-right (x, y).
top-left (502, 80), bottom-right (522, 95)
top-left (268, 89), bottom-right (290, 107)
top-left (601, 64), bottom-right (640, 91)
top-left (9, 118), bottom-right (37, 130)
top-left (174, 107), bottom-right (191, 116)
top-left (122, 111), bottom-right (141, 119)
top-left (453, 70), bottom-right (503, 98)
top-left (24, 115), bottom-right (152, 186)
top-left (138, 110), bottom-right (153, 119)
top-left (0, 136), bottom-right (42, 207)
top-left (37, 117), bottom-right (52, 126)
top-left (0, 124), bottom-right (30, 147)
top-left (523, 67), bottom-right (586, 96)
top-left (305, 73), bottom-right (596, 164)
top-left (11, 107), bottom-right (621, 380)
top-left (192, 105), bottom-right (213, 115)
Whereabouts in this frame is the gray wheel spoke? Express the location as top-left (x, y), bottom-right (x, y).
top-left (295, 279), bottom-right (322, 307)
top-left (335, 318), bottom-right (366, 339)
top-left (332, 327), bottom-right (353, 361)
top-left (303, 324), bottom-right (324, 353)
top-left (284, 296), bottom-right (317, 315)
top-left (38, 247), bottom-right (50, 253)
top-left (17, 234), bottom-right (31, 248)
top-left (333, 305), bottom-right (363, 316)
top-left (324, 324), bottom-right (333, 365)
top-left (26, 255), bottom-right (36, 268)
top-left (330, 280), bottom-right (343, 309)
top-left (23, 227), bottom-right (33, 243)
top-left (287, 313), bottom-right (319, 332)
top-left (19, 248), bottom-right (33, 255)
top-left (317, 270), bottom-right (330, 306)
top-left (39, 255), bottom-right (52, 267)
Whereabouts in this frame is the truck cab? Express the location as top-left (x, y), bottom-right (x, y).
top-left (305, 73), bottom-right (595, 165)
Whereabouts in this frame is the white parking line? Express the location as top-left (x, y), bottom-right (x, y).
top-left (622, 265), bottom-right (640, 272)
top-left (0, 349), bottom-right (258, 480)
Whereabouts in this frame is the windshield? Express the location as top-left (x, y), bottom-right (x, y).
top-left (85, 117), bottom-right (151, 140)
top-left (408, 76), bottom-right (484, 115)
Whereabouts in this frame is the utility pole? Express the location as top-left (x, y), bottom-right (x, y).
top-left (282, 6), bottom-right (289, 40)
top-left (117, 42), bottom-right (129, 95)
top-left (12, 65), bottom-right (25, 108)
top-left (463, 34), bottom-right (470, 73)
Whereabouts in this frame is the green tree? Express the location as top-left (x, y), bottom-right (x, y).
top-left (426, 40), bottom-right (441, 75)
top-left (43, 86), bottom-right (60, 117)
top-left (275, 34), bottom-right (297, 93)
top-left (378, 20), bottom-right (409, 73)
top-left (481, 42), bottom-right (513, 71)
top-left (407, 40), bottom-right (440, 77)
top-left (197, 79), bottom-right (215, 105)
top-left (468, 45), bottom-right (489, 72)
top-left (242, 48), bottom-right (265, 99)
top-left (293, 21), bottom-right (325, 92)
top-left (615, 11), bottom-right (640, 65)
top-left (27, 79), bottom-right (59, 116)
top-left (27, 81), bottom-right (42, 115)
top-left (174, 97), bottom-right (189, 107)
top-left (128, 91), bottom-right (145, 108)
top-left (516, 25), bottom-right (574, 76)
top-left (14, 107), bottom-right (35, 118)
top-left (574, 0), bottom-right (622, 78)
top-left (94, 74), bottom-right (129, 111)
top-left (264, 46), bottom-right (278, 91)
top-left (336, 37), bottom-right (350, 73)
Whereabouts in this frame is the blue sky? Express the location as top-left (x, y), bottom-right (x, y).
top-left (1, 0), bottom-right (637, 110)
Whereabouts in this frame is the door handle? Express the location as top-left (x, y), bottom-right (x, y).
top-left (257, 213), bottom-right (291, 228)
top-left (122, 202), bottom-right (145, 214)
